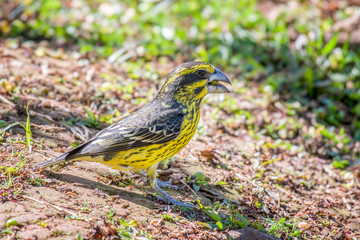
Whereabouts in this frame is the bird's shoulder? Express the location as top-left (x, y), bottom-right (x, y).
top-left (100, 102), bottom-right (184, 137)
top-left (72, 102), bottom-right (185, 156)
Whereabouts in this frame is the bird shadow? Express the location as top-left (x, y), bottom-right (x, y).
top-left (41, 168), bottom-right (242, 216)
top-left (44, 171), bottom-right (161, 210)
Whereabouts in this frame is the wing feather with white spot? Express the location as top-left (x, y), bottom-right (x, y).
top-left (64, 107), bottom-right (184, 159)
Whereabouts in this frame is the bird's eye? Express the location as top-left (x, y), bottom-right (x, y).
top-left (197, 70), bottom-right (206, 77)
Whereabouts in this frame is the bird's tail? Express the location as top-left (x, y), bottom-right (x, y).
top-left (34, 152), bottom-right (71, 170)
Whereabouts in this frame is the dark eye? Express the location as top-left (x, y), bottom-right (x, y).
top-left (197, 69), bottom-right (206, 77)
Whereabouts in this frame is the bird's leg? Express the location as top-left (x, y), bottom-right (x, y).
top-left (136, 169), bottom-right (180, 190)
top-left (146, 164), bottom-right (194, 208)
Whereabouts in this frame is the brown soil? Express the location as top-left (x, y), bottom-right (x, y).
top-left (0, 43), bottom-right (359, 240)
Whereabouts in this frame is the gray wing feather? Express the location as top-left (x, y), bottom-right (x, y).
top-left (66, 107), bottom-right (184, 158)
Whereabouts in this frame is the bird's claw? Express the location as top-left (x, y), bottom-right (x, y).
top-left (153, 195), bottom-right (195, 208)
top-left (154, 184), bottom-right (194, 208)
top-left (156, 180), bottom-right (181, 190)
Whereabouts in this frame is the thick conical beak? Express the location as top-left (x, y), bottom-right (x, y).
top-left (207, 67), bottom-right (231, 94)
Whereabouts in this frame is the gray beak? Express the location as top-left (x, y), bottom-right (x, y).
top-left (207, 67), bottom-right (231, 94)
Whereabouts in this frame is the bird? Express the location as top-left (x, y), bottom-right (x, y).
top-left (35, 61), bottom-right (231, 208)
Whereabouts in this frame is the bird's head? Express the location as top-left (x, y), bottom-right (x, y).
top-left (157, 62), bottom-right (231, 104)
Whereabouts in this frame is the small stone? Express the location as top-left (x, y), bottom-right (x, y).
top-left (298, 221), bottom-right (310, 229)
top-left (43, 137), bottom-right (59, 148)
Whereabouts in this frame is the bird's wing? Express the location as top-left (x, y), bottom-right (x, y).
top-left (65, 108), bottom-right (184, 159)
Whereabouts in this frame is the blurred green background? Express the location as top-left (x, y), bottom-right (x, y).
top-left (1, 0), bottom-right (360, 147)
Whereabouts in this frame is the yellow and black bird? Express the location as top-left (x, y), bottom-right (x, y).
top-left (35, 61), bottom-right (231, 207)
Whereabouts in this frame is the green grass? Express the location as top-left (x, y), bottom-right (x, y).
top-left (265, 218), bottom-right (301, 239)
top-left (3, 1), bottom-right (360, 143)
top-left (196, 200), bottom-right (250, 231)
top-left (0, 101), bottom-right (47, 201)
top-left (0, 101), bottom-right (33, 153)
top-left (0, 160), bottom-right (26, 189)
top-left (106, 207), bottom-right (153, 239)
top-left (0, 156), bottom-right (27, 203)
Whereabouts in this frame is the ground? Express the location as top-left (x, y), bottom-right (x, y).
top-left (1, 42), bottom-right (359, 240)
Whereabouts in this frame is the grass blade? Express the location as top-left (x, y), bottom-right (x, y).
top-left (321, 33), bottom-right (339, 56)
top-left (25, 101), bottom-right (32, 153)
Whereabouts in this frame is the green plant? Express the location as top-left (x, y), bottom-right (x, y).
top-left (0, 102), bottom-right (33, 152)
top-left (79, 108), bottom-right (101, 128)
top-left (80, 202), bottom-right (89, 213)
top-left (105, 208), bottom-right (153, 239)
top-left (0, 120), bottom-right (6, 128)
top-left (117, 217), bottom-right (153, 240)
top-left (265, 218), bottom-right (301, 238)
top-left (0, 159), bottom-right (26, 188)
top-left (188, 172), bottom-right (209, 192)
top-left (197, 200), bottom-right (250, 231)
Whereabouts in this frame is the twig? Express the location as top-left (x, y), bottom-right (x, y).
top-left (22, 195), bottom-right (90, 221)
top-left (29, 110), bottom-right (55, 123)
top-left (78, 124), bottom-right (90, 140)
top-left (180, 179), bottom-right (199, 199)
top-left (274, 184), bottom-right (300, 201)
top-left (31, 123), bottom-right (66, 131)
top-left (62, 123), bottom-right (88, 141)
top-left (0, 95), bottom-right (15, 107)
top-left (341, 196), bottom-right (352, 211)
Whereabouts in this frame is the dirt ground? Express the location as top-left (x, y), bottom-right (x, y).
top-left (0, 43), bottom-right (359, 240)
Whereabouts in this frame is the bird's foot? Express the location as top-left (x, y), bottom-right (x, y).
top-left (153, 195), bottom-right (195, 208)
top-left (156, 180), bottom-right (180, 190)
top-left (154, 185), bottom-right (194, 208)
top-left (140, 171), bottom-right (180, 190)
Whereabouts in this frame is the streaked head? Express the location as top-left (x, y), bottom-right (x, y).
top-left (157, 61), bottom-right (231, 103)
